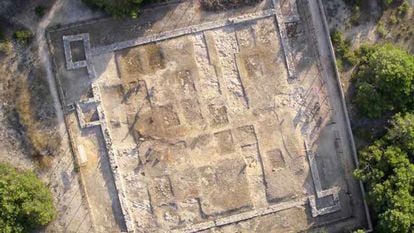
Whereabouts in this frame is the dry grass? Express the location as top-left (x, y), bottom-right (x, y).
top-left (15, 72), bottom-right (61, 167)
top-left (372, 2), bottom-right (414, 53)
top-left (0, 40), bottom-right (12, 55)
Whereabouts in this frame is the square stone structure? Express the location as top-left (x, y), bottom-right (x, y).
top-left (47, 0), bottom-right (371, 232)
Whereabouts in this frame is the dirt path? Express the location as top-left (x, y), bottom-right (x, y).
top-left (306, 1), bottom-right (373, 230)
top-left (308, 0), bottom-right (358, 171)
top-left (36, 0), bottom-right (65, 126)
top-left (35, 1), bottom-right (96, 232)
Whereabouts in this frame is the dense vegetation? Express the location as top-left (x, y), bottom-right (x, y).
top-left (330, 30), bottom-right (358, 70)
top-left (353, 44), bottom-right (414, 119)
top-left (354, 113), bottom-right (414, 232)
top-left (0, 163), bottom-right (56, 233)
top-left (348, 35), bottom-right (414, 233)
top-left (329, 1), bottom-right (414, 231)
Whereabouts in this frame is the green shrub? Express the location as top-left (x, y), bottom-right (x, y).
top-left (353, 44), bottom-right (414, 118)
top-left (376, 23), bottom-right (387, 38)
top-left (35, 5), bottom-right (47, 17)
top-left (343, 48), bottom-right (358, 65)
top-left (354, 82), bottom-right (384, 118)
top-left (354, 113), bottom-right (414, 233)
top-left (382, 0), bottom-right (394, 6)
top-left (330, 30), bottom-right (358, 69)
top-left (13, 30), bottom-right (33, 45)
top-left (335, 58), bottom-right (344, 72)
top-left (381, 0), bottom-right (408, 8)
top-left (389, 14), bottom-right (398, 24)
top-left (0, 163), bottom-right (56, 233)
top-left (353, 230), bottom-right (366, 233)
top-left (397, 1), bottom-right (410, 17)
top-left (331, 30), bottom-right (341, 45)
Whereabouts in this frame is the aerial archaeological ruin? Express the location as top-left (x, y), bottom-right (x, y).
top-left (46, 0), bottom-right (371, 232)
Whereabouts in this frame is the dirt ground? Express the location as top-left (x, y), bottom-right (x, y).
top-left (323, 0), bottom-right (413, 53)
top-left (45, 0), bottom-right (371, 232)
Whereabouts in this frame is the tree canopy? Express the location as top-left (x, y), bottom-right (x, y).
top-left (353, 44), bottom-right (414, 118)
top-left (354, 113), bottom-right (414, 233)
top-left (0, 163), bottom-right (56, 233)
